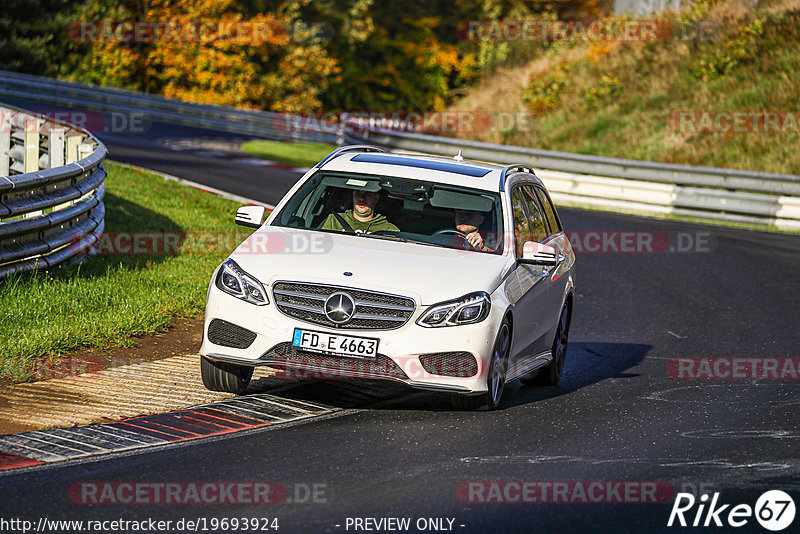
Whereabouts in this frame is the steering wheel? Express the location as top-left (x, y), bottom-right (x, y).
top-left (431, 228), bottom-right (474, 250)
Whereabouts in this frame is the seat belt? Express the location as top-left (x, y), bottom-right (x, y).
top-left (333, 212), bottom-right (355, 232)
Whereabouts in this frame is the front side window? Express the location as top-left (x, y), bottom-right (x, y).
top-left (273, 172), bottom-right (504, 254)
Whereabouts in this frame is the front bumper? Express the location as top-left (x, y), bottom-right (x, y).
top-left (200, 282), bottom-right (505, 394)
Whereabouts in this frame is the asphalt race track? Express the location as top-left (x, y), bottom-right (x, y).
top-left (2, 98), bottom-right (799, 533)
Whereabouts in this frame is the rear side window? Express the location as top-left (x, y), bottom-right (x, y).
top-left (534, 187), bottom-right (562, 234)
top-left (511, 188), bottom-right (532, 257)
top-left (520, 186), bottom-right (548, 242)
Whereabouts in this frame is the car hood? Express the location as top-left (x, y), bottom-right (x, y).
top-left (228, 226), bottom-right (512, 305)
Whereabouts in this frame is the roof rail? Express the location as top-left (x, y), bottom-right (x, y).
top-left (316, 145), bottom-right (387, 168)
top-left (499, 164), bottom-right (535, 192)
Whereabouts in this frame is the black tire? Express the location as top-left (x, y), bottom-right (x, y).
top-left (521, 305), bottom-right (570, 386)
top-left (451, 318), bottom-right (511, 411)
top-left (201, 356), bottom-right (254, 394)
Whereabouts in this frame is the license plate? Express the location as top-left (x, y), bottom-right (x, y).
top-left (292, 328), bottom-right (379, 359)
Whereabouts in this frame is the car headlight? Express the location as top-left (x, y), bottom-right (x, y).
top-left (417, 292), bottom-right (491, 327)
top-left (215, 259), bottom-right (269, 306)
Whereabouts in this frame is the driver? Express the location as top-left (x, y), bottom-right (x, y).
top-left (321, 189), bottom-right (399, 234)
top-left (455, 209), bottom-right (496, 252)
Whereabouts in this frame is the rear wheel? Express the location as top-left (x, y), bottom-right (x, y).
top-left (451, 319), bottom-right (510, 411)
top-left (201, 356), bottom-right (253, 394)
top-left (521, 305), bottom-right (570, 386)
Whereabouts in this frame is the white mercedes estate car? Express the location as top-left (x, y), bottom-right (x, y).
top-left (200, 146), bottom-right (575, 410)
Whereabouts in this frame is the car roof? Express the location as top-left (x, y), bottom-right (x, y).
top-left (318, 150), bottom-right (545, 192)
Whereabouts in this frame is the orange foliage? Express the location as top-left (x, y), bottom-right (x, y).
top-left (74, 0), bottom-right (338, 111)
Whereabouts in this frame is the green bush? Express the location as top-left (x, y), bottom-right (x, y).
top-left (694, 17), bottom-right (765, 78)
top-left (583, 73), bottom-right (623, 109)
top-left (523, 61), bottom-right (574, 115)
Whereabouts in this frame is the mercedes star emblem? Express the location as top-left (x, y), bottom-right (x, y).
top-left (324, 292), bottom-right (356, 324)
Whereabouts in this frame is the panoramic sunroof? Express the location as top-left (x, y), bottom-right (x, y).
top-left (351, 153), bottom-right (492, 177)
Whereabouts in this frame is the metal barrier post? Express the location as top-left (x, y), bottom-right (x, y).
top-left (0, 112), bottom-right (9, 177)
top-left (23, 119), bottom-right (38, 173)
top-left (66, 134), bottom-right (82, 164)
top-left (22, 119), bottom-right (41, 219)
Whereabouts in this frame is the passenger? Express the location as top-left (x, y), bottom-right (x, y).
top-left (321, 189), bottom-right (399, 234)
top-left (455, 209), bottom-right (496, 251)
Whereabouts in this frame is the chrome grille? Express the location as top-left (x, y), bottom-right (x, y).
top-left (272, 281), bottom-right (415, 330)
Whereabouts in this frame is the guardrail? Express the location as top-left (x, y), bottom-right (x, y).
top-left (343, 119), bottom-right (800, 230)
top-left (0, 103), bottom-right (106, 279)
top-left (0, 70), bottom-right (339, 144)
top-left (3, 70), bottom-right (797, 230)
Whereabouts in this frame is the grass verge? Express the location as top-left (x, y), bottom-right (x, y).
top-left (0, 162), bottom-right (255, 382)
top-left (242, 140), bottom-right (338, 168)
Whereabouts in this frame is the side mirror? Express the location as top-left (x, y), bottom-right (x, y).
top-left (235, 206), bottom-right (266, 228)
top-left (520, 241), bottom-right (558, 266)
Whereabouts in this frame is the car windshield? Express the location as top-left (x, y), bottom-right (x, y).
top-left (272, 172), bottom-right (504, 254)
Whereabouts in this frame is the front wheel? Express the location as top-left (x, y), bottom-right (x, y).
top-left (201, 356), bottom-right (253, 394)
top-left (451, 319), bottom-right (511, 411)
top-left (521, 305), bottom-right (570, 386)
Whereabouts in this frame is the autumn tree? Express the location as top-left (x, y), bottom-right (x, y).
top-left (67, 0), bottom-right (339, 110)
top-left (2, 0), bottom-right (608, 112)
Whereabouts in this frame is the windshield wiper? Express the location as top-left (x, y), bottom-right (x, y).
top-left (356, 233), bottom-right (452, 249)
top-left (355, 233), bottom-right (409, 243)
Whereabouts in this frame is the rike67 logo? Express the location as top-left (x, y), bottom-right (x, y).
top-left (668, 490), bottom-right (795, 531)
